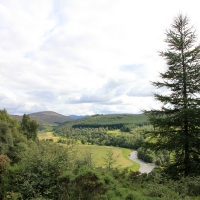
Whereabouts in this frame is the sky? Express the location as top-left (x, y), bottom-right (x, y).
top-left (0, 0), bottom-right (200, 116)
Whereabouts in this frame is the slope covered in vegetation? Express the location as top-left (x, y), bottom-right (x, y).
top-left (1, 109), bottom-right (200, 199)
top-left (55, 113), bottom-right (149, 130)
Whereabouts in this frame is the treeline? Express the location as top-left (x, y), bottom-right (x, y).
top-left (54, 126), bottom-right (147, 149)
top-left (0, 110), bottom-right (38, 163)
top-left (137, 148), bottom-right (170, 165)
top-left (53, 114), bottom-right (150, 150)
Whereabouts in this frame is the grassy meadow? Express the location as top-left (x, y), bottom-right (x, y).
top-left (38, 131), bottom-right (60, 142)
top-left (70, 144), bottom-right (140, 171)
top-left (106, 130), bottom-right (122, 135)
top-left (37, 132), bottom-right (140, 171)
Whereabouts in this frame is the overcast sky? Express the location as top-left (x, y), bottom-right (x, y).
top-left (0, 0), bottom-right (200, 116)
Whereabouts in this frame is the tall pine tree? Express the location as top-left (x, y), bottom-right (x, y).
top-left (144, 14), bottom-right (200, 176)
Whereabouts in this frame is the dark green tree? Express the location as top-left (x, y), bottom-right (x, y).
top-left (21, 114), bottom-right (39, 141)
top-left (12, 141), bottom-right (75, 199)
top-left (0, 110), bottom-right (29, 163)
top-left (144, 14), bottom-right (200, 176)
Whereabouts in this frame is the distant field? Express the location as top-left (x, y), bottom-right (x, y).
top-left (107, 130), bottom-right (121, 135)
top-left (38, 132), bottom-right (140, 171)
top-left (38, 131), bottom-right (60, 142)
top-left (66, 144), bottom-right (140, 171)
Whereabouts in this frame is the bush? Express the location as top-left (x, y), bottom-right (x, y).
top-left (169, 176), bottom-right (200, 197)
top-left (144, 184), bottom-right (180, 199)
top-left (12, 141), bottom-right (75, 199)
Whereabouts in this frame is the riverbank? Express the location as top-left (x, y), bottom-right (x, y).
top-left (129, 151), bottom-right (155, 173)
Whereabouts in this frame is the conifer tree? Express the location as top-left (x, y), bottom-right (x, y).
top-left (144, 14), bottom-right (200, 176)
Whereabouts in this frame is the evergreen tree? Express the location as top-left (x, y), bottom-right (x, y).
top-left (144, 14), bottom-right (200, 176)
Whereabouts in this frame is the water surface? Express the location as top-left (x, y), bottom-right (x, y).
top-left (129, 151), bottom-right (155, 173)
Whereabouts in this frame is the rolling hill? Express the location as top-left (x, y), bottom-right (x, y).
top-left (55, 113), bottom-right (150, 132)
top-left (71, 114), bottom-right (149, 128)
top-left (11, 111), bottom-right (75, 125)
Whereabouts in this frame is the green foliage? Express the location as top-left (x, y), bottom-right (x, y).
top-left (0, 109), bottom-right (29, 163)
top-left (53, 115), bottom-right (150, 154)
top-left (54, 126), bottom-right (147, 149)
top-left (169, 176), bottom-right (200, 197)
top-left (143, 14), bottom-right (200, 177)
top-left (12, 141), bottom-right (75, 199)
top-left (144, 183), bottom-right (180, 199)
top-left (55, 114), bottom-right (149, 131)
top-left (0, 110), bottom-right (17, 155)
top-left (21, 114), bottom-right (39, 140)
top-left (73, 149), bottom-right (94, 170)
top-left (1, 139), bottom-right (200, 199)
top-left (0, 154), bottom-right (10, 176)
top-left (42, 124), bottom-right (54, 132)
top-left (137, 147), bottom-right (170, 165)
top-left (0, 154), bottom-right (10, 199)
top-left (137, 148), bottom-right (154, 163)
top-left (0, 120), bottom-right (13, 155)
top-left (103, 149), bottom-right (119, 170)
top-left (72, 168), bottom-right (106, 200)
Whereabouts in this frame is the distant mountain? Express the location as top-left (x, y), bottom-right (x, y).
top-left (11, 115), bottom-right (23, 122)
top-left (11, 111), bottom-right (75, 125)
top-left (69, 115), bottom-right (87, 119)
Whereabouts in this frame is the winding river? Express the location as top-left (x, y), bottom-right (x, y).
top-left (129, 151), bottom-right (155, 173)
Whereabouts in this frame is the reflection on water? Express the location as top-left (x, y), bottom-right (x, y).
top-left (129, 151), bottom-right (155, 173)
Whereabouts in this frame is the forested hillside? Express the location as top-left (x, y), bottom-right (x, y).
top-left (55, 113), bottom-right (149, 131)
top-left (54, 114), bottom-right (150, 150)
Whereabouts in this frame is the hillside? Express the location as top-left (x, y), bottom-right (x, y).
top-left (11, 111), bottom-right (74, 125)
top-left (71, 114), bottom-right (149, 128)
top-left (69, 115), bottom-right (87, 119)
top-left (55, 113), bottom-right (149, 131)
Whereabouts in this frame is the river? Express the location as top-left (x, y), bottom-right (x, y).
top-left (129, 151), bottom-right (155, 173)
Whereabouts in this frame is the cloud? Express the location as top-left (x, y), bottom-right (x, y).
top-left (127, 80), bottom-right (154, 97)
top-left (119, 64), bottom-right (145, 73)
top-left (63, 78), bottom-right (130, 105)
top-left (0, 0), bottom-right (200, 115)
top-left (0, 95), bottom-right (26, 115)
top-left (26, 90), bottom-right (58, 102)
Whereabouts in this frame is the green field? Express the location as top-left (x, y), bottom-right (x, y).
top-left (107, 130), bottom-right (122, 135)
top-left (38, 132), bottom-right (139, 171)
top-left (38, 131), bottom-right (60, 142)
top-left (63, 144), bottom-right (140, 171)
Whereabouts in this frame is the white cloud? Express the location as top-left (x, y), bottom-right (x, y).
top-left (0, 0), bottom-right (200, 115)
